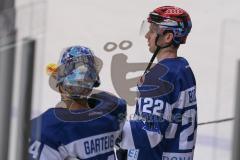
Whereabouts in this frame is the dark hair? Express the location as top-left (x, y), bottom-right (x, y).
top-left (172, 42), bottom-right (180, 49)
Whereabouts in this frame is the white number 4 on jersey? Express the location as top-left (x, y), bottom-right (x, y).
top-left (29, 141), bottom-right (41, 159)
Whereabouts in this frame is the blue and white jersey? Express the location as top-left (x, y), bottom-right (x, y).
top-left (28, 92), bottom-right (126, 160)
top-left (120, 57), bottom-right (197, 160)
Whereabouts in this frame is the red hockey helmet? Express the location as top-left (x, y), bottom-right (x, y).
top-left (147, 6), bottom-right (192, 45)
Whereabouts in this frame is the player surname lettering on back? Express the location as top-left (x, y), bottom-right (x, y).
top-left (162, 152), bottom-right (193, 160)
top-left (84, 134), bottom-right (114, 155)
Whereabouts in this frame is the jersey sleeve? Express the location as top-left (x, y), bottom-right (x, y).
top-left (28, 140), bottom-right (62, 160)
top-left (28, 134), bottom-right (62, 160)
top-left (29, 116), bottom-right (62, 160)
top-left (119, 103), bottom-right (171, 149)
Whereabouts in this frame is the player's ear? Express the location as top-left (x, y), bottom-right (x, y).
top-left (164, 32), bottom-right (174, 43)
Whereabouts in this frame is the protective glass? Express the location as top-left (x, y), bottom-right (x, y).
top-left (139, 20), bottom-right (150, 36)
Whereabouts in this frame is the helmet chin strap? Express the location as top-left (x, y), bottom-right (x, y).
top-left (143, 35), bottom-right (172, 75)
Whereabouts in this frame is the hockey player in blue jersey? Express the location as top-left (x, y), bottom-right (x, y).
top-left (28, 46), bottom-right (126, 160)
top-left (117, 6), bottom-right (197, 160)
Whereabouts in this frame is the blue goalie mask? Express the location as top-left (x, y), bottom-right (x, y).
top-left (49, 46), bottom-right (102, 99)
